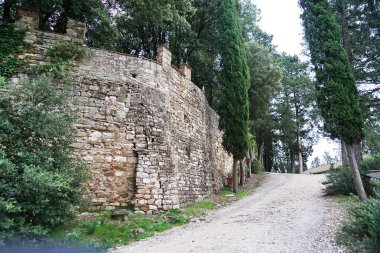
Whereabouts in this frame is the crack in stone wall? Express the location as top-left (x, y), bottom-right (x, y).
top-left (14, 9), bottom-right (233, 213)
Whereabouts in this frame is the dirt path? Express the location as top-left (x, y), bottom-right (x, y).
top-left (110, 173), bottom-right (346, 253)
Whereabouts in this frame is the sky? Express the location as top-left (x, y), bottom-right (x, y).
top-left (250, 0), bottom-right (340, 168)
top-left (251, 0), bottom-right (304, 56)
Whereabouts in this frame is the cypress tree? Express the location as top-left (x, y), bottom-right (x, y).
top-left (216, 0), bottom-right (250, 192)
top-left (299, 0), bottom-right (367, 200)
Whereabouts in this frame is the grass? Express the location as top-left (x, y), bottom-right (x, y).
top-left (333, 195), bottom-right (357, 205)
top-left (335, 194), bottom-right (380, 253)
top-left (51, 174), bottom-right (267, 250)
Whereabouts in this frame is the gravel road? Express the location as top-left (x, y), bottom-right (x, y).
top-left (110, 173), bottom-right (346, 253)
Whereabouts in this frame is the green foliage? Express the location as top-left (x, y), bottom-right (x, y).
top-left (247, 43), bottom-right (281, 169)
top-left (330, 0), bottom-right (380, 157)
top-left (32, 42), bottom-right (90, 78)
top-left (46, 42), bottom-right (91, 64)
top-left (51, 208), bottom-right (198, 248)
top-left (323, 167), bottom-right (358, 196)
top-left (0, 22), bottom-right (26, 78)
top-left (332, 0), bottom-right (380, 87)
top-left (186, 0), bottom-right (219, 104)
top-left (0, 76), bottom-right (6, 86)
top-left (115, 0), bottom-right (194, 58)
top-left (165, 209), bottom-right (191, 225)
top-left (323, 155), bottom-right (380, 196)
top-left (0, 74), bottom-right (86, 245)
top-left (300, 0), bottom-right (364, 144)
top-left (251, 159), bottom-right (263, 174)
top-left (339, 195), bottom-right (380, 252)
top-left (237, 0), bottom-right (274, 48)
top-left (361, 153), bottom-right (380, 173)
top-left (216, 0), bottom-right (250, 160)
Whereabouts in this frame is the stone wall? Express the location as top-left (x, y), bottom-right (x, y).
top-left (14, 10), bottom-right (233, 213)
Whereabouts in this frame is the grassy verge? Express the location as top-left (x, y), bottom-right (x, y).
top-left (51, 174), bottom-right (267, 250)
top-left (335, 193), bottom-right (380, 253)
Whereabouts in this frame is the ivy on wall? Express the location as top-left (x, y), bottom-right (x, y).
top-left (0, 22), bottom-right (26, 78)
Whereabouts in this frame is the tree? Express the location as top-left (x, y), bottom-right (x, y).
top-left (311, 156), bottom-right (321, 168)
top-left (332, 0), bottom-right (380, 87)
top-left (186, 0), bottom-right (220, 106)
top-left (237, 0), bottom-right (274, 48)
top-left (115, 0), bottom-right (194, 58)
top-left (278, 54), bottom-right (315, 173)
top-left (300, 0), bottom-right (367, 200)
top-left (216, 0), bottom-right (250, 192)
top-left (272, 81), bottom-right (297, 173)
top-left (0, 0), bottom-right (117, 49)
top-left (246, 42), bottom-right (281, 170)
top-left (323, 151), bottom-right (335, 165)
top-left (0, 74), bottom-right (86, 244)
top-left (330, 0), bottom-right (380, 160)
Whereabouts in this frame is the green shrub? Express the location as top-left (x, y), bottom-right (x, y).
top-left (165, 209), bottom-right (191, 225)
top-left (251, 159), bottom-right (263, 173)
top-left (32, 42), bottom-right (90, 78)
top-left (46, 42), bottom-right (91, 64)
top-left (0, 74), bottom-right (86, 245)
top-left (323, 167), bottom-right (357, 196)
top-left (0, 22), bottom-right (26, 78)
top-left (340, 195), bottom-right (380, 252)
top-left (323, 154), bottom-right (380, 196)
top-left (361, 154), bottom-right (380, 173)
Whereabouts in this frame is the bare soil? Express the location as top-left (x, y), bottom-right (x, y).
top-left (110, 173), bottom-right (347, 253)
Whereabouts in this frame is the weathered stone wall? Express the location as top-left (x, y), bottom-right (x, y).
top-left (14, 10), bottom-right (233, 213)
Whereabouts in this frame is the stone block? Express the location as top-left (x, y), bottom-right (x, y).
top-left (149, 205), bottom-right (158, 211)
top-left (142, 178), bottom-right (151, 184)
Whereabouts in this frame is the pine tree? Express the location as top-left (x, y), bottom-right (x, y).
top-left (300, 0), bottom-right (367, 200)
top-left (216, 0), bottom-right (250, 192)
top-left (279, 54), bottom-right (315, 173)
top-left (246, 42), bottom-right (281, 171)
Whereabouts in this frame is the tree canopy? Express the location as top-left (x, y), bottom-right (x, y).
top-left (300, 0), bottom-right (367, 200)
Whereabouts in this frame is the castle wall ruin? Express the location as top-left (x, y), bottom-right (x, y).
top-left (14, 9), bottom-right (233, 213)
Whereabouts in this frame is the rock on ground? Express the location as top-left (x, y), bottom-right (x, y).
top-left (109, 173), bottom-right (346, 253)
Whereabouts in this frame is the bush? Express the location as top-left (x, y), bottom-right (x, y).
top-left (0, 22), bottom-right (26, 78)
top-left (323, 154), bottom-right (380, 196)
top-left (251, 159), bottom-right (263, 173)
top-left (323, 166), bottom-right (357, 196)
top-left (361, 154), bottom-right (380, 174)
top-left (0, 74), bottom-right (86, 245)
top-left (32, 42), bottom-right (90, 78)
top-left (340, 195), bottom-right (380, 252)
top-left (46, 42), bottom-right (91, 64)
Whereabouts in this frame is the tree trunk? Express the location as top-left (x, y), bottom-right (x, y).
top-left (290, 148), bottom-right (295, 173)
top-left (240, 158), bottom-right (246, 186)
top-left (345, 141), bottom-right (367, 201)
top-left (338, 0), bottom-right (354, 65)
top-left (232, 157), bottom-right (238, 193)
top-left (54, 0), bottom-right (72, 33)
top-left (297, 128), bottom-right (303, 174)
top-left (259, 141), bottom-right (264, 167)
top-left (354, 142), bottom-right (362, 168)
top-left (341, 139), bottom-right (349, 166)
top-left (247, 148), bottom-right (252, 178)
top-left (3, 0), bottom-right (12, 21)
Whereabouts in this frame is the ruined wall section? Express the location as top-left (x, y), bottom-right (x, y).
top-left (15, 9), bottom-right (233, 213)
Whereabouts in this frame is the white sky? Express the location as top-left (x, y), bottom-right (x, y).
top-left (251, 0), bottom-right (304, 56)
top-left (250, 0), bottom-right (340, 168)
